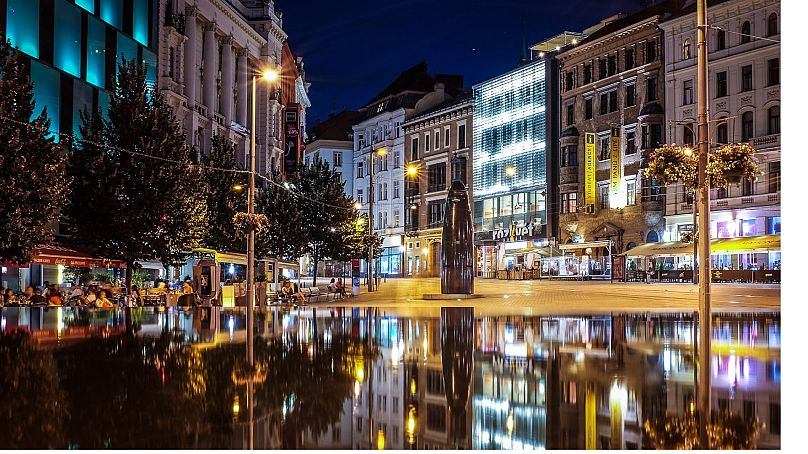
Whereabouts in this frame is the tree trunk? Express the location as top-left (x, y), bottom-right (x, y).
top-left (125, 262), bottom-right (134, 294)
top-left (311, 254), bottom-right (319, 287)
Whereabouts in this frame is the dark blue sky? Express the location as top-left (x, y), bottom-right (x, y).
top-left (275, 0), bottom-right (641, 126)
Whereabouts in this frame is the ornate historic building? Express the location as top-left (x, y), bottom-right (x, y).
top-left (660, 0), bottom-right (780, 269)
top-left (402, 88), bottom-right (473, 277)
top-left (556, 1), bottom-right (683, 258)
top-left (157, 0), bottom-right (309, 177)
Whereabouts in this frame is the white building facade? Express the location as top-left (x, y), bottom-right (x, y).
top-left (660, 0), bottom-right (780, 269)
top-left (158, 0), bottom-right (290, 175)
top-left (352, 108), bottom-right (407, 277)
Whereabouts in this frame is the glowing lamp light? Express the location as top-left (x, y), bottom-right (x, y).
top-left (410, 203), bottom-right (418, 210)
top-left (406, 165), bottom-right (418, 176)
top-left (407, 408), bottom-right (417, 435)
top-left (506, 411), bottom-right (515, 436)
top-left (232, 183), bottom-right (244, 191)
top-left (357, 217), bottom-right (366, 226)
top-left (232, 396), bottom-right (240, 416)
top-left (330, 227), bottom-right (336, 232)
top-left (354, 380), bottom-right (361, 396)
top-left (356, 367), bottom-right (364, 382)
top-left (410, 378), bottom-right (417, 395)
top-left (228, 264), bottom-right (235, 275)
top-left (261, 68), bottom-right (279, 81)
top-left (354, 201), bottom-right (363, 210)
top-left (505, 165), bottom-right (517, 177)
top-left (377, 430), bottom-right (385, 450)
top-left (421, 247), bottom-right (428, 255)
top-left (376, 148), bottom-right (388, 156)
top-left (682, 147), bottom-right (694, 157)
top-left (572, 38), bottom-right (578, 44)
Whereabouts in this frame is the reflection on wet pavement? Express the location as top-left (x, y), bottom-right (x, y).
top-left (0, 306), bottom-right (780, 449)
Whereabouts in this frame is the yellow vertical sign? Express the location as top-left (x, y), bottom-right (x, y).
top-left (585, 385), bottom-right (596, 449)
top-left (610, 127), bottom-right (622, 196)
top-left (584, 133), bottom-right (596, 214)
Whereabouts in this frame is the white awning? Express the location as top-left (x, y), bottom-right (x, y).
top-left (558, 240), bottom-right (612, 251)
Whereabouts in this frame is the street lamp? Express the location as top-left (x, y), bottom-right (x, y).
top-left (368, 147), bottom-right (387, 292)
top-left (247, 66), bottom-right (279, 367)
top-left (505, 165), bottom-right (517, 177)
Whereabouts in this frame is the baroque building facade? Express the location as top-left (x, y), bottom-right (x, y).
top-left (556, 2), bottom-right (681, 260)
top-left (158, 0), bottom-right (309, 178)
top-left (659, 0), bottom-right (780, 269)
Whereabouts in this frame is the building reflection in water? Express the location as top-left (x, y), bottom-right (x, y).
top-left (0, 306), bottom-right (780, 449)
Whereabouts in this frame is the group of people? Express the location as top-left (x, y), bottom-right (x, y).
top-left (275, 278), bottom-right (348, 306)
top-left (0, 281), bottom-right (116, 308)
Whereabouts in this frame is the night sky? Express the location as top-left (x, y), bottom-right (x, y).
top-left (275, 0), bottom-right (642, 127)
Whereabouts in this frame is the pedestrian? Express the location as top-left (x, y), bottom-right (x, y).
top-left (96, 290), bottom-right (114, 308)
top-left (336, 278), bottom-right (347, 298)
top-left (646, 263), bottom-right (654, 284)
top-left (4, 288), bottom-right (16, 305)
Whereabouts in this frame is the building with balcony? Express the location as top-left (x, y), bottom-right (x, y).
top-left (471, 52), bottom-right (560, 278)
top-left (660, 0), bottom-right (780, 270)
top-left (401, 87), bottom-right (473, 277)
top-left (157, 0), bottom-right (309, 178)
top-left (351, 62), bottom-right (463, 277)
top-left (554, 1), bottom-right (683, 276)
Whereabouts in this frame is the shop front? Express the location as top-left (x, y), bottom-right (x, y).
top-left (377, 234), bottom-right (404, 277)
top-left (541, 240), bottom-right (613, 280)
top-left (474, 221), bottom-right (549, 280)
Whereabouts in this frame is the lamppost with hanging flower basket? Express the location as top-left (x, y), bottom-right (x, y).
top-left (645, 142), bottom-right (762, 192)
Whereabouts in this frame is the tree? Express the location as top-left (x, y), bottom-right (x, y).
top-left (332, 212), bottom-right (383, 263)
top-left (0, 39), bottom-right (70, 264)
top-left (200, 134), bottom-right (247, 253)
top-left (66, 59), bottom-right (206, 289)
top-left (255, 170), bottom-right (307, 262)
top-left (296, 158), bottom-right (358, 286)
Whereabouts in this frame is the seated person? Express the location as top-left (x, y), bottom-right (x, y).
top-left (47, 294), bottom-right (62, 306)
top-left (335, 278), bottom-right (347, 297)
top-left (95, 290), bottom-right (114, 308)
top-left (29, 288), bottom-right (46, 306)
top-left (182, 281), bottom-right (194, 294)
top-left (280, 281), bottom-right (306, 305)
top-left (327, 278), bottom-right (336, 291)
top-left (70, 286), bottom-right (84, 299)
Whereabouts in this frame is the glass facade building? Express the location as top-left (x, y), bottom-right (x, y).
top-left (472, 58), bottom-right (559, 242)
top-left (1, 0), bottom-right (157, 142)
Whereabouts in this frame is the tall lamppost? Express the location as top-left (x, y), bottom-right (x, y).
top-left (406, 164), bottom-right (419, 276)
top-left (368, 147), bottom-right (387, 292)
top-left (695, 0), bottom-right (712, 446)
top-left (247, 67), bottom-right (278, 367)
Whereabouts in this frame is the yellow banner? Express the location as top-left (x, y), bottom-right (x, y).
top-left (585, 385), bottom-right (596, 449)
top-left (610, 127), bottom-right (622, 195)
top-left (584, 133), bottom-right (596, 213)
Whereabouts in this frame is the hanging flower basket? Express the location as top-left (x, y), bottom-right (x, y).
top-left (644, 144), bottom-right (698, 190)
top-left (707, 143), bottom-right (762, 189)
top-left (233, 212), bottom-right (270, 233)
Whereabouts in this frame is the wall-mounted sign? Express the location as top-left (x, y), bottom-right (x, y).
top-left (283, 103), bottom-right (301, 180)
top-left (585, 132), bottom-right (596, 214)
top-left (610, 127), bottom-right (622, 195)
top-left (492, 222), bottom-right (540, 242)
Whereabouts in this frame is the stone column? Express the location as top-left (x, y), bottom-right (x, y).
top-left (183, 6), bottom-right (198, 105)
top-left (221, 36), bottom-right (234, 126)
top-left (236, 49), bottom-right (248, 126)
top-left (202, 22), bottom-right (217, 117)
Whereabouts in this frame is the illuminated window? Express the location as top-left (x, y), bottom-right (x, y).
top-left (53, 1), bottom-right (82, 77)
top-left (133, 0), bottom-right (149, 46)
top-left (86, 16), bottom-right (107, 88)
top-left (30, 61), bottom-right (60, 141)
top-left (100, 0), bottom-right (123, 29)
top-left (6, 0), bottom-right (40, 58)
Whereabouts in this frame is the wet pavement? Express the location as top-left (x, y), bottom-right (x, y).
top-left (0, 305), bottom-right (780, 449)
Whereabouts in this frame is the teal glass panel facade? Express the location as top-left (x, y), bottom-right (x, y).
top-left (54, 1), bottom-right (82, 78)
top-left (100, 0), bottom-right (123, 29)
top-left (99, 91), bottom-right (111, 121)
top-left (117, 32), bottom-right (139, 67)
top-left (86, 16), bottom-right (106, 88)
top-left (30, 61), bottom-right (61, 142)
top-left (72, 81), bottom-right (95, 140)
top-left (75, 0), bottom-right (94, 14)
top-left (6, 0), bottom-right (40, 58)
top-left (133, 0), bottom-right (149, 46)
top-left (143, 48), bottom-right (157, 90)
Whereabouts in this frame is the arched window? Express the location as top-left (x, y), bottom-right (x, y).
top-left (768, 13), bottom-right (778, 36)
top-left (716, 120), bottom-right (729, 144)
top-left (682, 39), bottom-right (691, 60)
top-left (741, 21), bottom-right (751, 44)
top-left (742, 111), bottom-right (754, 141)
top-left (646, 231), bottom-right (659, 243)
top-left (768, 106), bottom-right (780, 134)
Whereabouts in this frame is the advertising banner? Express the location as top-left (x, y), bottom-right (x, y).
top-left (610, 127), bottom-right (622, 195)
top-left (283, 103), bottom-right (301, 180)
top-left (585, 133), bottom-right (596, 214)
